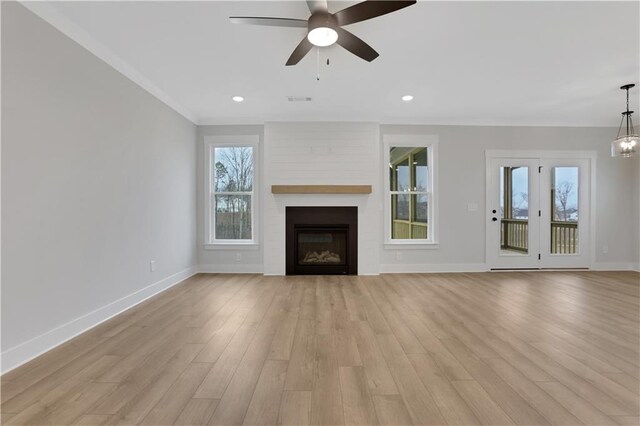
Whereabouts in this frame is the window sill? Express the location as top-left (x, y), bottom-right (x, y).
top-left (204, 243), bottom-right (260, 251)
top-left (384, 242), bottom-right (440, 250)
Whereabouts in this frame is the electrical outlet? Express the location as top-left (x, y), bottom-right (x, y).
top-left (235, 252), bottom-right (242, 262)
top-left (396, 251), bottom-right (402, 261)
top-left (150, 260), bottom-right (157, 272)
top-left (602, 246), bottom-right (609, 254)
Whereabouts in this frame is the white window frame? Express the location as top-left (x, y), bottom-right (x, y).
top-left (204, 135), bottom-right (259, 248)
top-left (383, 135), bottom-right (439, 247)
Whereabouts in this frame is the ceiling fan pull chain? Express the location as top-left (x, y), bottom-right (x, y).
top-left (316, 47), bottom-right (320, 81)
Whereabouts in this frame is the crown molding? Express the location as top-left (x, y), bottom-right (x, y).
top-left (19, 1), bottom-right (198, 125)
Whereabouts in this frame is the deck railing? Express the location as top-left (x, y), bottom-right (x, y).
top-left (500, 219), bottom-right (578, 254)
top-left (501, 219), bottom-right (529, 252)
top-left (392, 220), bottom-right (427, 239)
top-left (550, 221), bottom-right (578, 254)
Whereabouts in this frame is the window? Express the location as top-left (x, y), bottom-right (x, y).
top-left (384, 136), bottom-right (437, 244)
top-left (205, 136), bottom-right (259, 245)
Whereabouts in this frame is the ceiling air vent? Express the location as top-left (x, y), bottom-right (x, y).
top-left (287, 96), bottom-right (312, 102)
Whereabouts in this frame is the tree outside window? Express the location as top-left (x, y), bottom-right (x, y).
top-left (212, 146), bottom-right (254, 240)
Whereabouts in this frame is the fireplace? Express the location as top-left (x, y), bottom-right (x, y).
top-left (286, 207), bottom-right (357, 275)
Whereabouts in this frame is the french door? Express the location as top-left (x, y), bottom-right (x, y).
top-left (486, 154), bottom-right (591, 269)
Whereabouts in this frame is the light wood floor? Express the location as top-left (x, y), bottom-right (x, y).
top-left (1, 272), bottom-right (639, 425)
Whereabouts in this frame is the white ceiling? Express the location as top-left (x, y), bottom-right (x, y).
top-left (26, 1), bottom-right (639, 126)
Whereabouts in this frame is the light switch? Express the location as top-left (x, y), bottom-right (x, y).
top-left (467, 203), bottom-right (478, 212)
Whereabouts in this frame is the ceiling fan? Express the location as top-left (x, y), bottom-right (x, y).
top-left (230, 0), bottom-right (417, 66)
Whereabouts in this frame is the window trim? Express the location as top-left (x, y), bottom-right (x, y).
top-left (383, 135), bottom-right (438, 246)
top-left (204, 135), bottom-right (259, 247)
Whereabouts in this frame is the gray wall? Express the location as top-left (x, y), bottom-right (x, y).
top-left (1, 3), bottom-right (197, 371)
top-left (380, 125), bottom-right (640, 270)
top-left (198, 123), bottom-right (639, 272)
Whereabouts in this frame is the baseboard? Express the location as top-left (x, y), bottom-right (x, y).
top-left (198, 264), bottom-right (263, 274)
top-left (592, 262), bottom-right (639, 271)
top-left (1, 266), bottom-right (197, 375)
top-left (379, 263), bottom-right (488, 273)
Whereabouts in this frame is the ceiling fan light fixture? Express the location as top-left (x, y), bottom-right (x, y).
top-left (232, 96), bottom-right (244, 102)
top-left (307, 27), bottom-right (338, 47)
top-left (611, 84), bottom-right (638, 158)
top-left (307, 13), bottom-right (338, 47)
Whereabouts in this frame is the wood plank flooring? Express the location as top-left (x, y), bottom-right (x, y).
top-left (2, 271), bottom-right (639, 425)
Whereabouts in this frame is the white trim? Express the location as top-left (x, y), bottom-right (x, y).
top-left (589, 156), bottom-right (597, 271)
top-left (19, 1), bottom-right (198, 124)
top-left (380, 263), bottom-right (488, 273)
top-left (1, 266), bottom-right (197, 375)
top-left (201, 117), bottom-right (621, 128)
top-left (486, 150), bottom-right (598, 160)
top-left (383, 243), bottom-right (440, 250)
top-left (0, 0), bottom-right (3, 383)
top-left (592, 262), bottom-right (639, 271)
top-left (204, 135), bottom-right (260, 246)
top-left (198, 264), bottom-right (263, 274)
top-left (204, 243), bottom-right (260, 250)
top-left (382, 134), bottom-right (439, 245)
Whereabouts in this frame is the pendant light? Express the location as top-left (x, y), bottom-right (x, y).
top-left (611, 84), bottom-right (638, 158)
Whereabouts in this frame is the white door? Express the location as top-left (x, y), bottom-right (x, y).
top-left (486, 154), bottom-right (592, 269)
top-left (539, 159), bottom-right (591, 268)
top-left (486, 158), bottom-right (541, 269)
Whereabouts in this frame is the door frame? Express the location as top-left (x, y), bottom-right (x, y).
top-left (485, 150), bottom-right (597, 270)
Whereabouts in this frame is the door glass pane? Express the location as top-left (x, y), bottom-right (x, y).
top-left (551, 167), bottom-right (579, 254)
top-left (500, 166), bottom-right (529, 255)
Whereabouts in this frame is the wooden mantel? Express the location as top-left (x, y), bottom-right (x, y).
top-left (271, 185), bottom-right (372, 194)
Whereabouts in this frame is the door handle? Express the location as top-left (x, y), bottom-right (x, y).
top-left (492, 217), bottom-right (498, 221)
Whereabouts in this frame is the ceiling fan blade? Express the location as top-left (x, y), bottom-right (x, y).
top-left (306, 0), bottom-right (328, 14)
top-left (229, 16), bottom-right (308, 28)
top-left (335, 27), bottom-right (379, 62)
top-left (334, 0), bottom-right (416, 26)
top-left (286, 37), bottom-right (314, 66)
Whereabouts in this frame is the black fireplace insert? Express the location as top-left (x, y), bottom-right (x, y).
top-left (286, 207), bottom-right (357, 275)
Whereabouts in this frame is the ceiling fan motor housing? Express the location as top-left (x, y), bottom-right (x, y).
top-left (308, 13), bottom-right (338, 33)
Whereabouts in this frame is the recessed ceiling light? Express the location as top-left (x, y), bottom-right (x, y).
top-left (402, 95), bottom-right (414, 102)
top-left (232, 96), bottom-right (244, 102)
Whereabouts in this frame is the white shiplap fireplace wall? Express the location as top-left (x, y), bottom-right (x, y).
top-left (263, 122), bottom-right (381, 275)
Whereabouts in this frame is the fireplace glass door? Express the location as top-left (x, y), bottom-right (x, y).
top-left (294, 227), bottom-right (348, 274)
